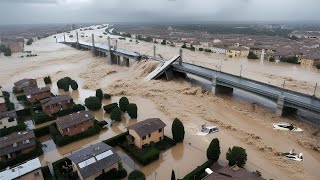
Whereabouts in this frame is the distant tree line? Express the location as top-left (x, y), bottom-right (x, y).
top-left (280, 56), bottom-right (299, 64)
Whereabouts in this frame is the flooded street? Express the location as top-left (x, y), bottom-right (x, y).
top-left (0, 32), bottom-right (319, 180)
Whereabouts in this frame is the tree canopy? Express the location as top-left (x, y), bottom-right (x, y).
top-left (96, 89), bottom-right (103, 100)
top-left (128, 170), bottom-right (146, 180)
top-left (84, 96), bottom-right (102, 111)
top-left (207, 138), bottom-right (221, 162)
top-left (126, 103), bottom-right (138, 119)
top-left (119, 97), bottom-right (129, 112)
top-left (226, 146), bottom-right (247, 167)
top-left (110, 107), bottom-right (122, 122)
top-left (171, 118), bottom-right (185, 142)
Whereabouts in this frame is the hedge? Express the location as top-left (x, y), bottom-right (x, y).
top-left (16, 107), bottom-right (31, 117)
top-left (103, 93), bottom-right (111, 99)
top-left (34, 124), bottom-right (52, 138)
top-left (96, 167), bottom-right (127, 180)
top-left (102, 131), bottom-right (128, 147)
top-left (119, 142), bottom-right (160, 166)
top-left (0, 123), bottom-right (27, 137)
top-left (183, 160), bottom-right (213, 180)
top-left (155, 136), bottom-right (176, 150)
top-left (0, 141), bottom-right (44, 170)
top-left (16, 95), bottom-right (27, 101)
top-left (50, 124), bottom-right (101, 147)
top-left (41, 166), bottom-right (53, 180)
top-left (52, 157), bottom-right (72, 180)
top-left (33, 113), bottom-right (56, 125)
top-left (103, 103), bottom-right (118, 114)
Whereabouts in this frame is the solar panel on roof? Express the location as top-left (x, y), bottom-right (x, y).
top-left (78, 157), bottom-right (96, 169)
top-left (95, 150), bottom-right (113, 161)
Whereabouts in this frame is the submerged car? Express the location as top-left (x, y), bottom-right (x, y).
top-left (197, 124), bottom-right (219, 136)
top-left (273, 122), bottom-right (303, 132)
top-left (283, 149), bottom-right (304, 162)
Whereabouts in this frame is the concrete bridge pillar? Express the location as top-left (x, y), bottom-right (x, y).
top-left (276, 96), bottom-right (297, 116)
top-left (179, 49), bottom-right (183, 65)
top-left (107, 36), bottom-right (112, 64)
top-left (76, 31), bottom-right (79, 49)
top-left (165, 69), bottom-right (174, 80)
top-left (153, 45), bottom-right (156, 58)
top-left (212, 76), bottom-right (233, 94)
top-left (123, 57), bottom-right (130, 67)
top-left (91, 34), bottom-right (95, 56)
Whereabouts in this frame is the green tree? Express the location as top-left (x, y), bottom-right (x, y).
top-left (226, 146), bottom-right (247, 167)
top-left (316, 64), bottom-right (320, 69)
top-left (84, 96), bottom-right (101, 111)
top-left (70, 80), bottom-right (78, 90)
top-left (199, 48), bottom-right (204, 51)
top-left (207, 138), bottom-right (220, 162)
top-left (96, 89), bottom-right (103, 101)
top-left (247, 52), bottom-right (259, 59)
top-left (26, 38), bottom-right (33, 45)
top-left (171, 170), bottom-right (176, 180)
top-left (119, 97), bottom-right (129, 112)
top-left (110, 107), bottom-right (122, 122)
top-left (181, 44), bottom-right (187, 48)
top-left (171, 118), bottom-right (185, 142)
top-left (126, 103), bottom-right (137, 118)
top-left (43, 76), bottom-right (52, 84)
top-left (190, 45), bottom-right (195, 51)
top-left (4, 48), bottom-right (11, 56)
top-left (103, 93), bottom-right (111, 99)
top-left (103, 103), bottom-right (118, 114)
top-left (161, 39), bottom-right (167, 45)
top-left (128, 170), bottom-right (146, 180)
top-left (269, 57), bottom-right (275, 62)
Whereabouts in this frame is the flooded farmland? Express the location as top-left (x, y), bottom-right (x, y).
top-left (0, 31), bottom-right (319, 180)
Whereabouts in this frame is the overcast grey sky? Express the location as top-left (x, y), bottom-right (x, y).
top-left (1, 0), bottom-right (319, 24)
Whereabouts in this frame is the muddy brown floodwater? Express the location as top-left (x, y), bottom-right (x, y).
top-left (0, 30), bottom-right (319, 180)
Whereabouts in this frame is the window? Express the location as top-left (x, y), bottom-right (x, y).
top-left (34, 171), bottom-right (40, 177)
top-left (8, 118), bottom-right (15, 122)
top-left (142, 136), bottom-right (146, 140)
top-left (158, 128), bottom-right (162, 133)
top-left (65, 128), bottom-right (70, 132)
top-left (148, 134), bottom-right (151, 138)
top-left (159, 137), bottom-right (162, 141)
top-left (12, 143), bottom-right (17, 147)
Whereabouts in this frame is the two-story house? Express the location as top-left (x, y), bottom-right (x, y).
top-left (40, 95), bottom-right (74, 115)
top-left (24, 87), bottom-right (51, 104)
top-left (0, 130), bottom-right (36, 161)
top-left (13, 78), bottom-right (37, 94)
top-left (127, 118), bottom-right (166, 149)
top-left (56, 111), bottom-right (95, 136)
top-left (68, 142), bottom-right (121, 180)
top-left (0, 110), bottom-right (18, 129)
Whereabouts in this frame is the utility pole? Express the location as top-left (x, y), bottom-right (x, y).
top-left (76, 31), bottom-right (79, 49)
top-left (107, 36), bottom-right (112, 63)
top-left (153, 45), bottom-right (156, 58)
top-left (115, 39), bottom-right (118, 49)
top-left (220, 58), bottom-right (223, 72)
top-left (63, 34), bottom-right (65, 43)
top-left (240, 64), bottom-right (243, 77)
top-left (155, 171), bottom-right (157, 180)
top-left (313, 82), bottom-right (318, 97)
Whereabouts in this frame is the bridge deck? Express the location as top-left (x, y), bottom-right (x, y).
top-left (172, 63), bottom-right (320, 111)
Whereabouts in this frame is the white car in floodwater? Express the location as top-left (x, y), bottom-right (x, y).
top-left (284, 149), bottom-right (304, 162)
top-left (273, 123), bottom-right (303, 132)
top-left (197, 125), bottom-right (219, 136)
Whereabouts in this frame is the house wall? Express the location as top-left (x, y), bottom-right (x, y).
top-left (42, 100), bottom-right (74, 115)
top-left (72, 161), bottom-right (118, 180)
top-left (28, 91), bottom-right (51, 103)
top-left (210, 47), bottom-right (226, 54)
top-left (59, 119), bottom-right (94, 136)
top-left (129, 128), bottom-right (164, 149)
top-left (0, 117), bottom-right (18, 129)
top-left (1, 145), bottom-right (35, 162)
top-left (300, 58), bottom-right (320, 66)
top-left (14, 168), bottom-right (44, 180)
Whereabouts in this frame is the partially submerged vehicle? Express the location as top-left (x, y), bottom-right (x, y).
top-left (197, 124), bottom-right (219, 136)
top-left (283, 149), bottom-right (304, 162)
top-left (273, 122), bottom-right (303, 132)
